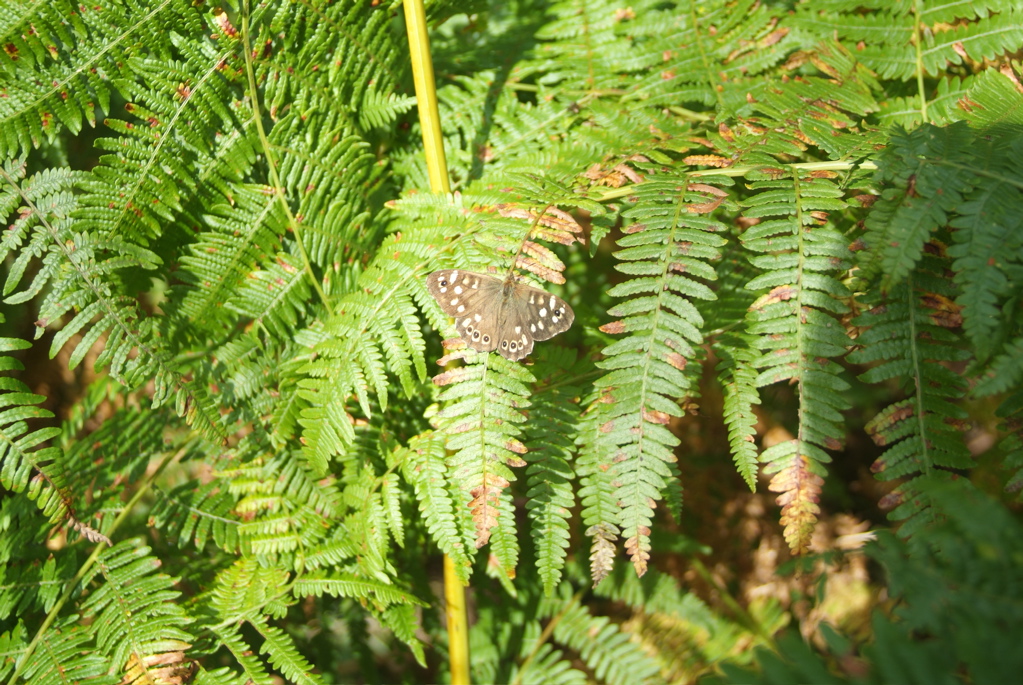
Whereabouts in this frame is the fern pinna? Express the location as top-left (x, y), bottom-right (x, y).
top-left (741, 172), bottom-right (854, 554)
top-left (4, 0), bottom-right (1023, 682)
top-left (581, 174), bottom-right (726, 579)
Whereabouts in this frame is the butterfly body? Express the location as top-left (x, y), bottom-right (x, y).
top-left (426, 269), bottom-right (574, 361)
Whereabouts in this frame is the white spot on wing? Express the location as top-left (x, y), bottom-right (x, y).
top-left (549, 295), bottom-right (555, 308)
top-left (457, 305), bottom-right (465, 313)
top-left (474, 313), bottom-right (482, 322)
top-left (515, 326), bottom-right (521, 334)
top-left (454, 285), bottom-right (463, 294)
top-left (539, 308), bottom-right (547, 317)
top-left (530, 324), bottom-right (536, 333)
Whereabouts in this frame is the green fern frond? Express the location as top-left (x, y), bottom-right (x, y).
top-left (995, 390), bottom-right (1023, 501)
top-left (357, 90), bottom-right (417, 130)
top-left (77, 51), bottom-right (243, 247)
top-left (792, 2), bottom-right (1023, 83)
top-left (0, 497), bottom-right (77, 622)
top-left (0, 0), bottom-right (188, 156)
top-left (593, 565), bottom-right (783, 681)
top-left (975, 337), bottom-right (1023, 398)
top-left (179, 184), bottom-right (288, 330)
top-left (512, 635), bottom-right (587, 685)
top-left (688, 41), bottom-right (879, 168)
top-left (80, 539), bottom-right (194, 683)
top-left (576, 399), bottom-right (622, 586)
top-left (849, 253), bottom-right (972, 536)
top-left (250, 620), bottom-right (327, 685)
top-left (945, 130), bottom-right (1023, 363)
top-left (0, 308), bottom-right (116, 543)
top-left (208, 623), bottom-right (278, 685)
top-left (625, 0), bottom-right (790, 109)
top-left (220, 449), bottom-right (343, 560)
top-left (586, 175), bottom-right (727, 575)
top-left (265, 111), bottom-right (377, 267)
top-left (860, 125), bottom-right (976, 289)
top-left (297, 215), bottom-right (447, 472)
top-left (150, 479), bottom-right (242, 552)
top-left (540, 585), bottom-right (661, 685)
top-left (57, 399), bottom-right (177, 544)
top-left (742, 173), bottom-right (853, 553)
top-left (949, 68), bottom-right (1023, 129)
top-left (706, 252), bottom-right (763, 490)
top-left (210, 558), bottom-right (292, 621)
top-left (860, 123), bottom-right (1023, 368)
top-left (258, 0), bottom-right (405, 129)
top-left (521, 348), bottom-right (588, 595)
top-left (16, 624), bottom-right (116, 685)
top-left (0, 327), bottom-right (68, 516)
top-left (0, 161), bottom-right (82, 295)
top-left (878, 76), bottom-right (974, 128)
top-left (292, 574), bottom-right (423, 608)
top-left (532, 0), bottom-right (637, 91)
top-left (714, 332), bottom-right (761, 490)
top-left (193, 666), bottom-right (252, 685)
top-left (433, 349), bottom-right (532, 566)
top-left (381, 603), bottom-right (427, 667)
top-left (394, 432), bottom-right (472, 576)
top-left (1, 159), bottom-right (226, 443)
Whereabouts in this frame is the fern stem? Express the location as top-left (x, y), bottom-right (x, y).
top-left (6, 446), bottom-right (188, 685)
top-left (594, 161), bottom-right (879, 201)
top-left (690, 0), bottom-right (725, 112)
top-left (905, 272), bottom-right (932, 473)
top-left (911, 0), bottom-right (929, 123)
top-left (239, 0), bottom-right (333, 315)
top-left (402, 0), bottom-right (469, 682)
top-left (791, 167), bottom-right (811, 494)
top-left (511, 588), bottom-right (586, 685)
top-left (505, 204), bottom-right (553, 281)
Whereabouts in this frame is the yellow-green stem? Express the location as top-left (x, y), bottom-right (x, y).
top-left (402, 1), bottom-right (469, 683)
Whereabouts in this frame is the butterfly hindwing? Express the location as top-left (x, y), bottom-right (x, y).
top-left (514, 283), bottom-right (574, 342)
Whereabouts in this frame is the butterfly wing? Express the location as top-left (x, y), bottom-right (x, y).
top-left (492, 282), bottom-right (575, 361)
top-left (427, 270), bottom-right (574, 361)
top-left (426, 270), bottom-right (502, 353)
top-left (514, 282), bottom-right (574, 342)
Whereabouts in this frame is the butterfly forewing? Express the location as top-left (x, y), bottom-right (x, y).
top-left (427, 270), bottom-right (503, 353)
top-left (426, 269), bottom-right (574, 361)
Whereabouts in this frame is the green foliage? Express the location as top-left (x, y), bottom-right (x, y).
top-left (583, 175), bottom-right (726, 578)
top-left (2, 0), bottom-right (1023, 682)
top-left (740, 173), bottom-right (855, 552)
top-left (707, 479), bottom-right (1023, 685)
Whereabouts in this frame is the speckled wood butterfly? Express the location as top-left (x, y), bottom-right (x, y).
top-left (426, 269), bottom-right (574, 361)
